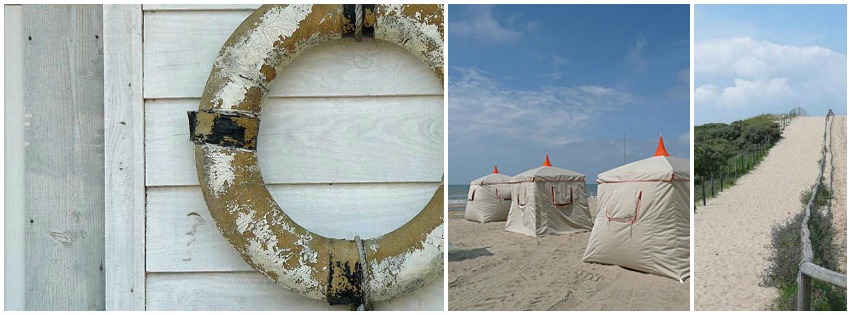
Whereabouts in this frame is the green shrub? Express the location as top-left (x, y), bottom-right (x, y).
top-left (761, 182), bottom-right (845, 311)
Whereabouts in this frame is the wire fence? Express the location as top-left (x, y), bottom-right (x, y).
top-left (797, 109), bottom-right (846, 311)
top-left (695, 140), bottom-right (773, 206)
top-left (695, 111), bottom-right (806, 207)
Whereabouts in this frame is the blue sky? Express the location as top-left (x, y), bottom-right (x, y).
top-left (695, 5), bottom-right (847, 125)
top-left (448, 5), bottom-right (690, 184)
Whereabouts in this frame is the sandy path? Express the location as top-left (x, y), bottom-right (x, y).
top-left (449, 199), bottom-right (689, 311)
top-left (828, 116), bottom-right (846, 273)
top-left (695, 117), bottom-right (825, 311)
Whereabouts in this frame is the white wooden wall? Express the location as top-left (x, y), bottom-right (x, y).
top-left (4, 4), bottom-right (26, 311)
top-left (106, 4), bottom-right (443, 311)
top-left (12, 4), bottom-right (106, 310)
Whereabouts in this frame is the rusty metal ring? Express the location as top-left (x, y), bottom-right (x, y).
top-left (189, 4), bottom-right (444, 306)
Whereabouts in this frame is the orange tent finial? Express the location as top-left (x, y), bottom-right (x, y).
top-left (543, 154), bottom-right (553, 167)
top-left (654, 134), bottom-right (670, 157)
top-left (492, 165), bottom-right (500, 174)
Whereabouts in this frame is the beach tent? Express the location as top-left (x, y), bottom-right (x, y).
top-left (504, 155), bottom-right (592, 236)
top-left (465, 166), bottom-right (513, 223)
top-left (582, 135), bottom-right (690, 281)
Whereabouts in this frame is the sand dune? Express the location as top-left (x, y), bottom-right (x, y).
top-left (449, 199), bottom-right (688, 311)
top-left (694, 117), bottom-right (826, 311)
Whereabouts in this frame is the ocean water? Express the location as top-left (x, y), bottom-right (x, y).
top-left (449, 184), bottom-right (598, 204)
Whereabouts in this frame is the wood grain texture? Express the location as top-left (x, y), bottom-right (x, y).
top-left (103, 4), bottom-right (145, 310)
top-left (142, 4), bottom-right (260, 11)
top-left (145, 96), bottom-right (444, 186)
top-left (140, 6), bottom-right (446, 310)
top-left (23, 4), bottom-right (105, 310)
top-left (5, 4), bottom-right (26, 311)
top-left (145, 272), bottom-right (442, 311)
top-left (145, 183), bottom-right (441, 272)
top-left (142, 11), bottom-right (442, 99)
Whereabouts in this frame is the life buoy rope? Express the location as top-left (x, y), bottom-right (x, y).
top-left (187, 4), bottom-right (443, 309)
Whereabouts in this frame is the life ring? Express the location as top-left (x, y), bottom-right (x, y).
top-left (186, 4), bottom-right (444, 308)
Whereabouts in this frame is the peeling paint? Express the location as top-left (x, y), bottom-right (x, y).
top-left (192, 4), bottom-right (445, 305)
top-left (367, 225), bottom-right (443, 301)
top-left (374, 4), bottom-right (444, 82)
top-left (201, 145), bottom-right (236, 197)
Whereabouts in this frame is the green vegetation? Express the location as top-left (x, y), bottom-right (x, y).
top-left (694, 114), bottom-right (785, 205)
top-left (760, 181), bottom-right (845, 311)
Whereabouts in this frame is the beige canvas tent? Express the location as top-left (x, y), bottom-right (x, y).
top-left (465, 166), bottom-right (513, 223)
top-left (582, 136), bottom-right (690, 281)
top-left (505, 155), bottom-right (592, 237)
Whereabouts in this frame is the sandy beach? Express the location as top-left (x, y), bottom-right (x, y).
top-left (694, 117), bottom-right (827, 310)
top-left (448, 198), bottom-right (689, 311)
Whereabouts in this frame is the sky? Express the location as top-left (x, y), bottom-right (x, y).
top-left (448, 5), bottom-right (690, 184)
top-left (695, 5), bottom-right (847, 125)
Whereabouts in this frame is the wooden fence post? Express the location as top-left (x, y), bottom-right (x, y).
top-left (798, 271), bottom-right (811, 311)
top-left (702, 178), bottom-right (706, 206)
top-left (710, 174), bottom-right (714, 197)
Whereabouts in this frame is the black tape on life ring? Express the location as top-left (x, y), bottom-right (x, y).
top-left (188, 110), bottom-right (260, 150)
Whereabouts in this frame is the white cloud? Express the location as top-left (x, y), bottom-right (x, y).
top-left (695, 37), bottom-right (846, 123)
top-left (449, 68), bottom-right (638, 147)
top-left (451, 5), bottom-right (522, 43)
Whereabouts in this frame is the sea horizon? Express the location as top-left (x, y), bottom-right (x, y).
top-left (448, 183), bottom-right (598, 205)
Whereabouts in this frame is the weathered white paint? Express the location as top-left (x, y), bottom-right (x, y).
top-left (200, 145), bottom-right (238, 197)
top-left (368, 224), bottom-right (444, 301)
top-left (23, 4), bottom-right (105, 310)
top-left (375, 4), bottom-right (444, 76)
top-left (210, 5), bottom-right (318, 110)
top-left (221, 186), bottom-right (326, 300)
top-left (4, 4), bottom-right (26, 311)
top-left (140, 5), bottom-right (443, 310)
top-left (145, 272), bottom-right (349, 311)
top-left (145, 272), bottom-right (442, 311)
top-left (145, 96), bottom-right (443, 186)
top-left (142, 11), bottom-right (442, 98)
top-left (103, 4), bottom-right (146, 310)
top-left (145, 183), bottom-right (439, 272)
top-left (142, 4), bottom-right (260, 11)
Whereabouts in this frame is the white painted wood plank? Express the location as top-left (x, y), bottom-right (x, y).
top-left (145, 272), bottom-right (442, 310)
top-left (142, 11), bottom-right (442, 99)
top-left (4, 4), bottom-right (26, 311)
top-left (23, 4), bottom-right (105, 310)
top-left (143, 4), bottom-right (260, 11)
top-left (145, 96), bottom-right (443, 186)
top-left (145, 183), bottom-right (441, 272)
top-left (146, 272), bottom-right (348, 311)
top-left (103, 4), bottom-right (145, 310)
